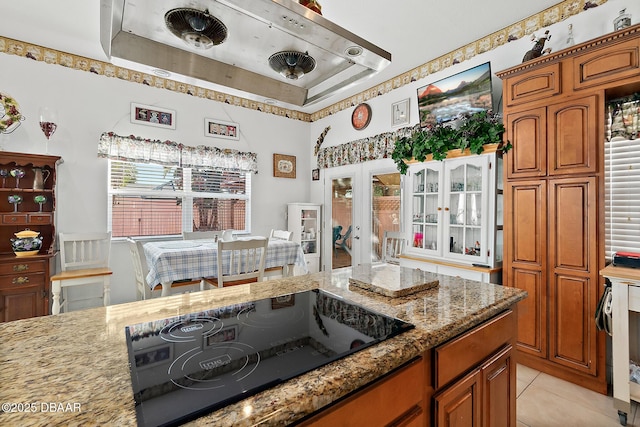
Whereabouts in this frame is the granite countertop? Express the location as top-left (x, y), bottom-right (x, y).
top-left (0, 267), bottom-right (526, 426)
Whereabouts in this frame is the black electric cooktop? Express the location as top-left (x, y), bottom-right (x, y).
top-left (125, 289), bottom-right (414, 427)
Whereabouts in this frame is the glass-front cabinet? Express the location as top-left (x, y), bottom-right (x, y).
top-left (287, 203), bottom-right (321, 273)
top-left (404, 150), bottom-right (502, 271)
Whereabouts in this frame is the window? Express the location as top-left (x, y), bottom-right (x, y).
top-left (604, 97), bottom-right (640, 259)
top-left (108, 160), bottom-right (251, 238)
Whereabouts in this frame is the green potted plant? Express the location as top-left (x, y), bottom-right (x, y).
top-left (392, 111), bottom-right (511, 174)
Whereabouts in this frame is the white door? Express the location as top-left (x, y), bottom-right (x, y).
top-left (322, 160), bottom-right (402, 270)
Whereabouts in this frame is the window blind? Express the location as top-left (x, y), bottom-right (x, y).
top-left (108, 160), bottom-right (250, 238)
top-left (605, 98), bottom-right (640, 259)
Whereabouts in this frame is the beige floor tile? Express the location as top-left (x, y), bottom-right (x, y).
top-left (517, 385), bottom-right (622, 427)
top-left (517, 364), bottom-right (540, 385)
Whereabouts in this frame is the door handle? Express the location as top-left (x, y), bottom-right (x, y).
top-left (354, 236), bottom-right (360, 240)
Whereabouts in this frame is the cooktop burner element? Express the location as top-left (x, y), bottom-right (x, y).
top-left (124, 289), bottom-right (413, 427)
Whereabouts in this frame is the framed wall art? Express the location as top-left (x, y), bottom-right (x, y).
top-left (204, 118), bottom-right (239, 140)
top-left (130, 102), bottom-right (176, 129)
top-left (273, 153), bottom-right (296, 178)
top-left (391, 98), bottom-right (410, 127)
top-left (312, 168), bottom-right (320, 181)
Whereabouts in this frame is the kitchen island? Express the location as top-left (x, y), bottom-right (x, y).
top-left (0, 266), bottom-right (526, 426)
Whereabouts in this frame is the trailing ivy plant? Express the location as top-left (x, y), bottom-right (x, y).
top-left (392, 111), bottom-right (511, 174)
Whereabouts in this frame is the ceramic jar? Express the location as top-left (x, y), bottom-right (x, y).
top-left (10, 228), bottom-right (43, 257)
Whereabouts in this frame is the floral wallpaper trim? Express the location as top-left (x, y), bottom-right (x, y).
top-left (97, 132), bottom-right (258, 174)
top-left (310, 0), bottom-right (608, 122)
top-left (0, 0), bottom-right (607, 124)
top-left (317, 124), bottom-right (420, 169)
top-left (0, 36), bottom-right (310, 123)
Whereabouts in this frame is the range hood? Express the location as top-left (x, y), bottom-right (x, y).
top-left (100, 0), bottom-right (391, 107)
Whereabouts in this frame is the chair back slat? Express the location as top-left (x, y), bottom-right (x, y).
top-left (217, 238), bottom-right (268, 287)
top-left (59, 232), bottom-right (111, 271)
top-left (383, 231), bottom-right (405, 264)
top-left (269, 229), bottom-right (293, 241)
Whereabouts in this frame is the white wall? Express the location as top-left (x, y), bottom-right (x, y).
top-left (0, 53), bottom-right (310, 305)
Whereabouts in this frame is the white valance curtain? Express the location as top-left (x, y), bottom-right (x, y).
top-left (97, 132), bottom-right (258, 173)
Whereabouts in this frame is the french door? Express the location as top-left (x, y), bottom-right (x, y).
top-left (322, 161), bottom-right (402, 270)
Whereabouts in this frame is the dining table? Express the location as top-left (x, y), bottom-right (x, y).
top-left (143, 237), bottom-right (308, 296)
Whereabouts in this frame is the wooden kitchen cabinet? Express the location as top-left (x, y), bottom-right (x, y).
top-left (0, 152), bottom-right (60, 321)
top-left (300, 307), bottom-right (518, 426)
top-left (497, 24), bottom-right (640, 395)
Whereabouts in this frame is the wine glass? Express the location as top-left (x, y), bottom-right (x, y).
top-left (0, 169), bottom-right (7, 188)
top-left (39, 107), bottom-right (58, 154)
top-left (9, 168), bottom-right (24, 188)
top-left (34, 195), bottom-right (47, 212)
top-left (8, 194), bottom-right (22, 212)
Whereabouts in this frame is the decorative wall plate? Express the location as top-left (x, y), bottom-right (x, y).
top-left (0, 92), bottom-right (24, 134)
top-left (351, 103), bottom-right (372, 130)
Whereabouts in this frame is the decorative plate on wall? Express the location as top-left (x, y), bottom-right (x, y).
top-left (351, 103), bottom-right (372, 130)
top-left (0, 92), bottom-right (24, 134)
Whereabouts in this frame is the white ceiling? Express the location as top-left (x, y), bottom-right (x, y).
top-left (0, 0), bottom-right (562, 113)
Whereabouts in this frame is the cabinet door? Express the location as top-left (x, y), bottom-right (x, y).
top-left (481, 345), bottom-right (515, 427)
top-left (505, 107), bottom-right (547, 179)
top-left (408, 162), bottom-right (443, 255)
top-left (547, 96), bottom-right (598, 176)
top-left (443, 156), bottom-right (489, 264)
top-left (548, 177), bottom-right (598, 375)
top-left (434, 369), bottom-right (481, 427)
top-left (504, 180), bottom-right (547, 358)
top-left (0, 284), bottom-right (44, 322)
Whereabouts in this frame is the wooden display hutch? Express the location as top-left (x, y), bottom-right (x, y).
top-left (497, 23), bottom-right (640, 394)
top-left (0, 151), bottom-right (61, 322)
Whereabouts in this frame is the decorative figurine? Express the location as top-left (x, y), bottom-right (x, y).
top-left (566, 24), bottom-right (575, 46)
top-left (614, 8), bottom-right (632, 32)
top-left (522, 30), bottom-right (552, 63)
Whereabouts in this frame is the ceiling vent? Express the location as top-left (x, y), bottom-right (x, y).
top-left (268, 51), bottom-right (316, 80)
top-left (165, 8), bottom-right (227, 49)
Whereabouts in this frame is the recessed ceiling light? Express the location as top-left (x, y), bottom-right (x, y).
top-left (264, 98), bottom-right (278, 105)
top-left (152, 69), bottom-right (171, 77)
top-left (345, 46), bottom-right (363, 57)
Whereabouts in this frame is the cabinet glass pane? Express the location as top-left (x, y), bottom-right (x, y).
top-left (412, 195), bottom-right (424, 222)
top-left (495, 229), bottom-right (503, 262)
top-left (466, 194), bottom-right (481, 226)
top-left (449, 227), bottom-right (463, 254)
top-left (413, 170), bottom-right (425, 192)
top-left (450, 164), bottom-right (465, 191)
top-left (412, 224), bottom-right (424, 248)
top-left (449, 193), bottom-right (465, 225)
top-left (424, 224), bottom-right (438, 250)
top-left (301, 209), bottom-right (318, 255)
top-left (425, 194), bottom-right (439, 223)
top-left (426, 169), bottom-right (439, 193)
top-left (464, 227), bottom-right (482, 257)
top-left (467, 164), bottom-right (482, 191)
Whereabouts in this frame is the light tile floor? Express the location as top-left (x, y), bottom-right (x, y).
top-left (517, 364), bottom-right (637, 427)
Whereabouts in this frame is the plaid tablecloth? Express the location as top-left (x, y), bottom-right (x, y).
top-left (143, 238), bottom-right (308, 288)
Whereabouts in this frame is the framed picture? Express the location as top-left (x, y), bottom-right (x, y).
top-left (204, 118), bottom-right (239, 140)
top-left (204, 325), bottom-right (238, 348)
top-left (133, 343), bottom-right (173, 370)
top-left (130, 102), bottom-right (176, 129)
top-left (312, 168), bottom-right (320, 181)
top-left (273, 153), bottom-right (296, 178)
top-left (391, 98), bottom-right (410, 127)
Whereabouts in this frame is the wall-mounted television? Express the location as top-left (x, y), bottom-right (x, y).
top-left (416, 62), bottom-right (493, 128)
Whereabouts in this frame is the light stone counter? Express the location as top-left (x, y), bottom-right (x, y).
top-left (0, 267), bottom-right (526, 426)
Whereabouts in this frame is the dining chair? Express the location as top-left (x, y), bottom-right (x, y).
top-left (216, 237), bottom-right (268, 287)
top-left (334, 225), bottom-right (352, 255)
top-left (50, 232), bottom-right (113, 314)
top-left (182, 230), bottom-right (222, 240)
top-left (269, 229), bottom-right (293, 241)
top-left (382, 231), bottom-right (405, 264)
top-left (126, 238), bottom-right (202, 299)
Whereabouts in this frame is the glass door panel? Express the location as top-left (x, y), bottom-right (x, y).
top-left (332, 177), bottom-right (353, 269)
top-left (371, 172), bottom-right (401, 262)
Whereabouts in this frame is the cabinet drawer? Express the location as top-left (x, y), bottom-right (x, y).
top-left (28, 214), bottom-right (52, 225)
top-left (0, 273), bottom-right (45, 289)
top-left (629, 285), bottom-right (640, 313)
top-left (573, 38), bottom-right (640, 90)
top-left (435, 309), bottom-right (515, 389)
top-left (0, 260), bottom-right (46, 276)
top-left (2, 214), bottom-right (28, 224)
top-left (504, 63), bottom-right (561, 107)
top-left (300, 358), bottom-right (424, 427)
